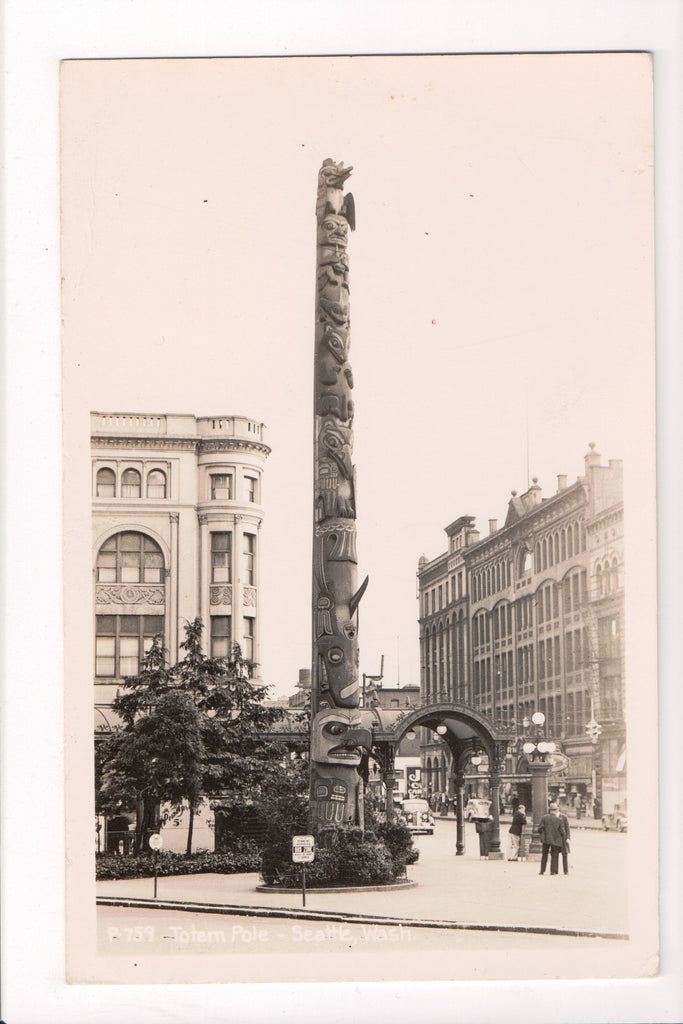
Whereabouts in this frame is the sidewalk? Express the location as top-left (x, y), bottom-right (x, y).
top-left (443, 811), bottom-right (606, 830)
top-left (98, 820), bottom-right (628, 939)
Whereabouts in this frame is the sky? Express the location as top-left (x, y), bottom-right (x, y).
top-left (61, 53), bottom-right (655, 699)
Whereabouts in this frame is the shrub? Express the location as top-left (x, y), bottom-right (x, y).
top-left (96, 840), bottom-right (261, 880)
top-left (376, 819), bottom-right (420, 875)
top-left (260, 823), bottom-right (403, 888)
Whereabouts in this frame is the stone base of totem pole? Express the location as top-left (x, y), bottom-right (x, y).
top-left (487, 850), bottom-right (504, 860)
top-left (255, 879), bottom-right (417, 895)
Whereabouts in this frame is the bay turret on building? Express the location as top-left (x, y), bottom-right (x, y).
top-left (417, 445), bottom-right (624, 818)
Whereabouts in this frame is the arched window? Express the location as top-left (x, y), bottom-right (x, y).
top-left (146, 469), bottom-right (167, 498)
top-left (95, 532), bottom-right (165, 680)
top-left (596, 562), bottom-right (605, 596)
top-left (96, 467), bottom-right (116, 497)
top-left (560, 529), bottom-right (566, 562)
top-left (121, 468), bottom-right (141, 498)
top-left (473, 612), bottom-right (486, 651)
top-left (96, 531), bottom-right (164, 584)
top-left (554, 533), bottom-right (560, 565)
top-left (564, 569), bottom-right (587, 613)
top-left (611, 557), bottom-right (620, 592)
top-left (567, 527), bottom-right (574, 558)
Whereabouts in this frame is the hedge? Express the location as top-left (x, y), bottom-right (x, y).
top-left (96, 841), bottom-right (261, 880)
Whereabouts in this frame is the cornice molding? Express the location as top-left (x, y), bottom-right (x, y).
top-left (199, 439), bottom-right (271, 457)
top-left (92, 437), bottom-right (198, 451)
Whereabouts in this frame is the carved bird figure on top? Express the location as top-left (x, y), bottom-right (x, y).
top-left (316, 159), bottom-right (356, 230)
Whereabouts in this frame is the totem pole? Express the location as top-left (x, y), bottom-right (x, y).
top-left (310, 160), bottom-right (372, 830)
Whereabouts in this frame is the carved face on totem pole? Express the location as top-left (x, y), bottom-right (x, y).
top-left (311, 708), bottom-right (372, 766)
top-left (317, 633), bottom-right (359, 707)
top-left (315, 325), bottom-right (354, 421)
top-left (316, 419), bottom-right (355, 519)
top-left (309, 707), bottom-right (372, 827)
top-left (318, 214), bottom-right (349, 249)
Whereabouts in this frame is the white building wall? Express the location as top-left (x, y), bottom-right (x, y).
top-left (92, 412), bottom-right (271, 850)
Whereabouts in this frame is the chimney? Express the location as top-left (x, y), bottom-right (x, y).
top-left (585, 442), bottom-right (601, 471)
top-left (557, 474), bottom-right (567, 491)
top-left (488, 519), bottom-right (498, 534)
top-left (526, 477), bottom-right (542, 507)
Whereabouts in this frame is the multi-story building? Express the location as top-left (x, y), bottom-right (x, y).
top-left (92, 411), bottom-right (270, 850)
top-left (416, 446), bottom-right (625, 815)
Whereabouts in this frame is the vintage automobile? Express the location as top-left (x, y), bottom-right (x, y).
top-left (464, 798), bottom-right (492, 821)
top-left (400, 798), bottom-right (435, 835)
top-left (602, 804), bottom-right (628, 832)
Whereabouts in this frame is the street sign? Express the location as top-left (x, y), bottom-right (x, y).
top-left (292, 835), bottom-right (315, 863)
top-left (148, 833), bottom-right (163, 851)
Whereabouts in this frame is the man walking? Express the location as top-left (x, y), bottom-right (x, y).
top-left (538, 802), bottom-right (567, 875)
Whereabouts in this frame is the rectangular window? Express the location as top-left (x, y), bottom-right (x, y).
top-left (245, 475), bottom-right (258, 503)
top-left (95, 634), bottom-right (115, 677)
top-left (211, 532), bottom-right (232, 583)
top-left (243, 617), bottom-right (254, 661)
top-left (119, 635), bottom-right (139, 676)
top-left (211, 474), bottom-right (233, 500)
top-left (211, 615), bottom-right (231, 658)
top-left (95, 615), bottom-right (163, 679)
top-left (243, 534), bottom-right (255, 585)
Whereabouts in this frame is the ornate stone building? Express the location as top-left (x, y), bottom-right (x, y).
top-left (417, 446), bottom-right (625, 815)
top-left (92, 411), bottom-right (270, 735)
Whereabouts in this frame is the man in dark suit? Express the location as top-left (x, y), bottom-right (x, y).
top-left (556, 806), bottom-right (571, 874)
top-left (538, 803), bottom-right (567, 875)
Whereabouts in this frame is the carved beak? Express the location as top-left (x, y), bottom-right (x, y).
top-left (335, 165), bottom-right (353, 185)
top-left (344, 727), bottom-right (373, 752)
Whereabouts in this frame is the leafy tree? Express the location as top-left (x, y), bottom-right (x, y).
top-left (98, 689), bottom-right (205, 853)
top-left (97, 618), bottom-right (296, 854)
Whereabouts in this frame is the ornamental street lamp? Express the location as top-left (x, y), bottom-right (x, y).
top-left (522, 711), bottom-right (556, 858)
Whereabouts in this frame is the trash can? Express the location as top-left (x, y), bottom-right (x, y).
top-left (475, 818), bottom-right (493, 857)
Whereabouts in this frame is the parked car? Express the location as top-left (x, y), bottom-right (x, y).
top-left (400, 798), bottom-right (435, 834)
top-left (602, 805), bottom-right (628, 832)
top-left (464, 798), bottom-right (492, 821)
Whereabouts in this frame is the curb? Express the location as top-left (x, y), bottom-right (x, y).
top-left (97, 896), bottom-right (628, 942)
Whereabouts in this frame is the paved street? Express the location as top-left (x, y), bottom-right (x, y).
top-left (99, 903), bottom-right (616, 957)
top-left (98, 817), bottom-right (629, 937)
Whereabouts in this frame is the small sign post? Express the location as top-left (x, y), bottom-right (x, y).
top-left (148, 833), bottom-right (163, 897)
top-left (292, 835), bottom-right (315, 907)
